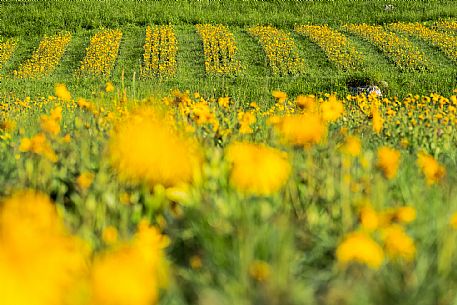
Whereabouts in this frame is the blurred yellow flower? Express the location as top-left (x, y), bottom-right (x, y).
top-left (360, 205), bottom-right (379, 231)
top-left (295, 95), bottom-right (316, 112)
top-left (276, 114), bottom-right (327, 147)
top-left (226, 142), bottom-right (291, 196)
top-left (0, 191), bottom-right (88, 305)
top-left (376, 146), bottom-right (400, 179)
top-left (272, 90), bottom-right (287, 102)
top-left (341, 135), bottom-right (361, 157)
top-left (321, 96), bottom-right (344, 122)
top-left (109, 108), bottom-right (201, 188)
top-left (381, 225), bottom-right (415, 261)
top-left (395, 206), bottom-right (416, 224)
top-left (91, 223), bottom-right (169, 305)
top-left (417, 152), bottom-right (446, 185)
top-left (55, 83), bottom-right (71, 101)
top-left (77, 171), bottom-right (94, 190)
top-left (336, 231), bottom-right (384, 269)
top-left (249, 260), bottom-right (270, 282)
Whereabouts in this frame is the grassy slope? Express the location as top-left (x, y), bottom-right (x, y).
top-left (0, 0), bottom-right (456, 102)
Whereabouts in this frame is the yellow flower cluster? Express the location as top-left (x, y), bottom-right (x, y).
top-left (295, 24), bottom-right (363, 70)
top-left (141, 25), bottom-right (177, 78)
top-left (0, 39), bottom-right (16, 73)
top-left (13, 32), bottom-right (71, 79)
top-left (19, 106), bottom-right (63, 162)
top-left (196, 24), bottom-right (241, 75)
top-left (248, 26), bottom-right (305, 76)
top-left (0, 191), bottom-right (168, 305)
top-left (337, 204), bottom-right (417, 269)
top-left (344, 23), bottom-right (430, 70)
top-left (78, 29), bottom-right (122, 77)
top-left (389, 22), bottom-right (457, 63)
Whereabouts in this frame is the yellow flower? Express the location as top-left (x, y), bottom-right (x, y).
top-left (249, 260), bottom-right (270, 282)
top-left (295, 95), bottom-right (316, 112)
top-left (55, 83), bottom-right (71, 101)
top-left (376, 146), bottom-right (400, 179)
top-left (359, 205), bottom-right (379, 231)
top-left (226, 142), bottom-right (291, 196)
top-left (0, 191), bottom-right (88, 305)
top-left (395, 206), bottom-right (416, 224)
top-left (276, 114), bottom-right (327, 147)
top-left (105, 82), bottom-right (115, 93)
top-left (91, 223), bottom-right (169, 305)
top-left (77, 171), bottom-right (94, 190)
top-left (336, 231), bottom-right (384, 269)
top-left (417, 152), bottom-right (446, 185)
top-left (341, 135), bottom-right (361, 157)
top-left (381, 225), bottom-right (415, 261)
top-left (109, 108), bottom-right (201, 188)
top-left (321, 96), bottom-right (344, 122)
top-left (272, 90), bottom-right (287, 102)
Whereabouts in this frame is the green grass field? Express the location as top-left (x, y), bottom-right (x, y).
top-left (1, 1), bottom-right (457, 305)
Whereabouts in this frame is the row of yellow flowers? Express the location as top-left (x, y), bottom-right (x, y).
top-left (436, 20), bottom-right (457, 32)
top-left (389, 22), bottom-right (457, 63)
top-left (78, 29), bottom-right (122, 77)
top-left (295, 24), bottom-right (364, 70)
top-left (248, 25), bottom-right (305, 76)
top-left (13, 32), bottom-right (71, 79)
top-left (195, 24), bottom-right (241, 75)
top-left (344, 23), bottom-right (430, 71)
top-left (140, 25), bottom-right (177, 78)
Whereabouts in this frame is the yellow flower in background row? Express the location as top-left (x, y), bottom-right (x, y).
top-left (336, 231), bottom-right (384, 269)
top-left (321, 96), bottom-right (344, 122)
top-left (417, 152), bottom-right (446, 185)
top-left (0, 191), bottom-right (88, 305)
top-left (376, 146), bottom-right (400, 179)
top-left (109, 108), bottom-right (201, 188)
top-left (226, 142), bottom-right (291, 196)
top-left (55, 83), bottom-right (71, 101)
top-left (276, 113), bottom-right (327, 147)
top-left (381, 225), bottom-right (416, 261)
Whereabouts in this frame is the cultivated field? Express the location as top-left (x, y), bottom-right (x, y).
top-left (1, 1), bottom-right (457, 305)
